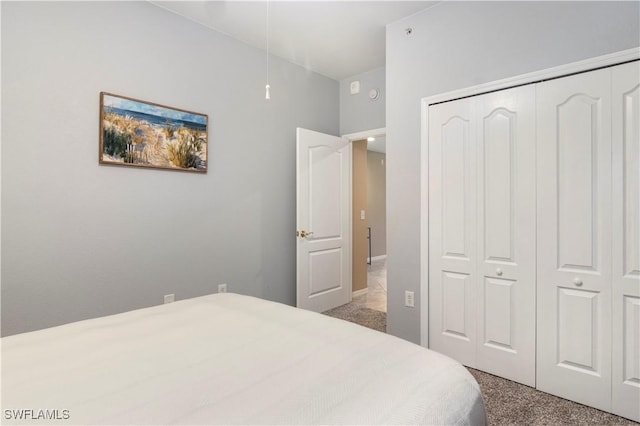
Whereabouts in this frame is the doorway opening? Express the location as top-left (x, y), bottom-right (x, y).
top-left (344, 128), bottom-right (387, 313)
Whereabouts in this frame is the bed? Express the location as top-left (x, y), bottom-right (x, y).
top-left (2, 293), bottom-right (486, 425)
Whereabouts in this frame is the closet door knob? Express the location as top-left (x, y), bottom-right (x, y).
top-left (573, 277), bottom-right (583, 286)
top-left (496, 268), bottom-right (503, 276)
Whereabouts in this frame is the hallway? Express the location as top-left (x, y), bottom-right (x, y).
top-left (352, 257), bottom-right (387, 313)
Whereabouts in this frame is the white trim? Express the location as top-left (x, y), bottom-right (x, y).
top-left (369, 255), bottom-right (387, 262)
top-left (348, 142), bottom-right (354, 304)
top-left (420, 87), bottom-right (430, 348)
top-left (352, 288), bottom-right (368, 298)
top-left (423, 48), bottom-right (640, 106)
top-left (342, 127), bottom-right (386, 142)
top-left (419, 48), bottom-right (640, 348)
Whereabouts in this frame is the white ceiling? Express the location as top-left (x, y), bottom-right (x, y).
top-left (151, 1), bottom-right (438, 81)
top-left (367, 135), bottom-right (386, 154)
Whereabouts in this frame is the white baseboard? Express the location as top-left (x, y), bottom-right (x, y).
top-left (369, 255), bottom-right (387, 262)
top-left (352, 288), bottom-right (368, 298)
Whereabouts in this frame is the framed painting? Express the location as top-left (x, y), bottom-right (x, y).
top-left (99, 92), bottom-right (208, 173)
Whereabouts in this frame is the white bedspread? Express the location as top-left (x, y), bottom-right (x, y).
top-left (2, 293), bottom-right (485, 425)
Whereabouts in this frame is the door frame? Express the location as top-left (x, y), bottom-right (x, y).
top-left (342, 127), bottom-right (386, 297)
top-left (419, 48), bottom-right (640, 347)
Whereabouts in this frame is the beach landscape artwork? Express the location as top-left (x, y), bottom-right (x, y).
top-left (99, 92), bottom-right (208, 173)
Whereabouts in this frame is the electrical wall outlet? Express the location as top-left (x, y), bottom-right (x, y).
top-left (218, 283), bottom-right (228, 293)
top-left (164, 294), bottom-right (175, 304)
top-left (404, 291), bottom-right (415, 308)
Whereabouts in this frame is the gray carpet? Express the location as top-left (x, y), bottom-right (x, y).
top-left (323, 304), bottom-right (638, 425)
top-left (322, 303), bottom-right (386, 332)
top-left (469, 368), bottom-right (638, 426)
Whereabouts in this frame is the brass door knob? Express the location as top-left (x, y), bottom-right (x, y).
top-left (297, 230), bottom-right (314, 238)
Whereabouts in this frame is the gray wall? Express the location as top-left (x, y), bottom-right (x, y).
top-left (1, 1), bottom-right (339, 336)
top-left (386, 1), bottom-right (640, 343)
top-left (367, 151), bottom-right (386, 258)
top-left (340, 67), bottom-right (385, 135)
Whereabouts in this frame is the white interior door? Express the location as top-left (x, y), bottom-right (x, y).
top-left (536, 67), bottom-right (613, 411)
top-left (296, 128), bottom-right (351, 312)
top-left (475, 85), bottom-right (536, 387)
top-left (428, 97), bottom-right (478, 367)
top-left (611, 61), bottom-right (640, 422)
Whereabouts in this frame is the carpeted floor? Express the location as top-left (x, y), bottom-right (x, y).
top-left (323, 304), bottom-right (638, 426)
top-left (322, 303), bottom-right (386, 332)
top-left (468, 368), bottom-right (637, 425)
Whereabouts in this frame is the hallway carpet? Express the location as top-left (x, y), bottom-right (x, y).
top-left (322, 303), bottom-right (386, 332)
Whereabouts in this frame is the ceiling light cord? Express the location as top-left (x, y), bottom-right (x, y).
top-left (265, 0), bottom-right (271, 100)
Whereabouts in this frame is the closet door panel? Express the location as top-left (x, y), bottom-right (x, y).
top-left (557, 288), bottom-right (599, 368)
top-left (557, 95), bottom-right (602, 270)
top-left (612, 61), bottom-right (640, 422)
top-left (483, 277), bottom-right (516, 345)
top-left (536, 67), bottom-right (612, 411)
top-left (476, 85), bottom-right (536, 386)
top-left (428, 98), bottom-right (477, 367)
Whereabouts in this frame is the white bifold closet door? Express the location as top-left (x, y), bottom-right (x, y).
top-left (536, 67), bottom-right (613, 412)
top-left (611, 61), bottom-right (640, 422)
top-left (428, 97), bottom-right (477, 368)
top-left (475, 87), bottom-right (536, 386)
top-left (429, 85), bottom-right (536, 386)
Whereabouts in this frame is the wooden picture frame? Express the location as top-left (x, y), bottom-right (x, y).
top-left (99, 92), bottom-right (208, 173)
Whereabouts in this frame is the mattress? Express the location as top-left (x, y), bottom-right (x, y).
top-left (2, 293), bottom-right (486, 425)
